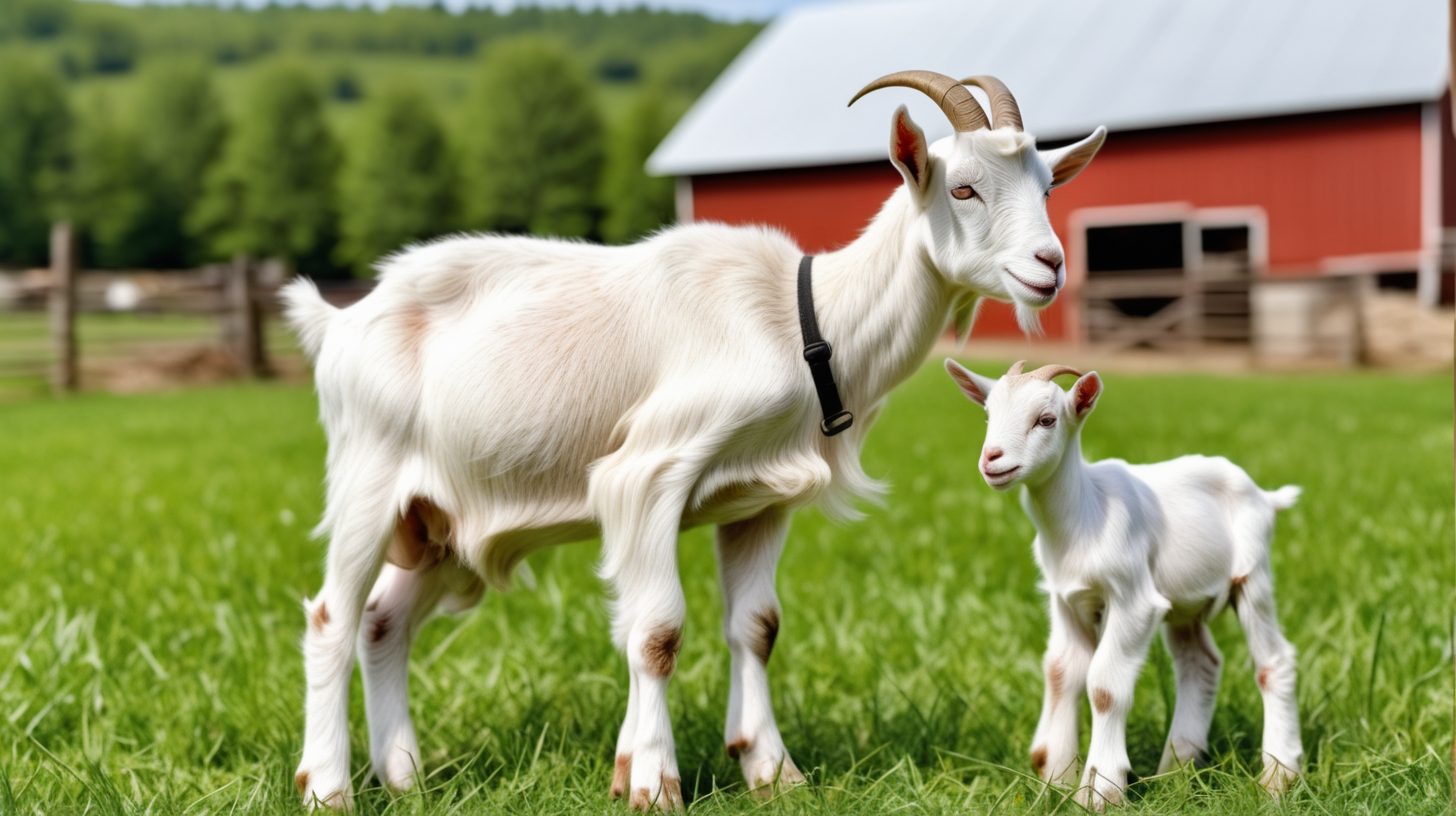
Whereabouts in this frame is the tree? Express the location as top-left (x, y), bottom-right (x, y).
top-left (190, 61), bottom-right (341, 276)
top-left (0, 56), bottom-right (70, 267)
top-left (459, 37), bottom-right (605, 238)
top-left (600, 92), bottom-right (677, 245)
top-left (132, 57), bottom-right (227, 266)
top-left (69, 104), bottom-right (165, 269)
top-left (335, 82), bottom-right (455, 276)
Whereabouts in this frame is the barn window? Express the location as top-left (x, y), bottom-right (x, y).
top-left (1082, 219), bottom-right (1255, 346)
top-left (1086, 222), bottom-right (1184, 276)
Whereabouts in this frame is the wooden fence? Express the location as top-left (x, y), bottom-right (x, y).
top-left (0, 222), bottom-right (373, 399)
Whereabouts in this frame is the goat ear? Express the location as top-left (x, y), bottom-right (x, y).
top-left (1041, 126), bottom-right (1106, 188)
top-left (1071, 371), bottom-right (1102, 418)
top-left (944, 358), bottom-right (996, 408)
top-left (888, 105), bottom-right (930, 194)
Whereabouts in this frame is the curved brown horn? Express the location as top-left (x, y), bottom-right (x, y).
top-left (1006, 360), bottom-right (1027, 376)
top-left (849, 70), bottom-right (989, 132)
top-left (1027, 364), bottom-right (1083, 382)
top-left (959, 75), bottom-right (1022, 131)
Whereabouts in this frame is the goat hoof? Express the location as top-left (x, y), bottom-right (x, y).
top-left (1075, 765), bottom-right (1126, 811)
top-left (609, 754), bottom-right (632, 800)
top-left (1259, 758), bottom-right (1300, 796)
top-left (627, 773), bottom-right (683, 811)
top-left (296, 766), bottom-right (353, 810)
top-left (742, 752), bottom-right (805, 799)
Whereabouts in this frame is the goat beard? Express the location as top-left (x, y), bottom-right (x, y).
top-left (1013, 300), bottom-right (1045, 337)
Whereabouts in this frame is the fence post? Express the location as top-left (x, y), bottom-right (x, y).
top-left (225, 253), bottom-right (266, 378)
top-left (48, 221), bottom-right (77, 394)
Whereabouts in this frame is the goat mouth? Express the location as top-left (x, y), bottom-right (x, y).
top-left (982, 465), bottom-right (1021, 485)
top-left (1005, 269), bottom-right (1057, 302)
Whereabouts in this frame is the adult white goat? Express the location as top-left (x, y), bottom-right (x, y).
top-left (944, 360), bottom-right (1303, 809)
top-left (283, 70), bottom-right (1106, 810)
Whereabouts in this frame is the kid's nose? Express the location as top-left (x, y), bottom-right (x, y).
top-left (983, 447), bottom-right (1004, 463)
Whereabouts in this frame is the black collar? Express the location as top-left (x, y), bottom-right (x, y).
top-left (797, 256), bottom-right (853, 436)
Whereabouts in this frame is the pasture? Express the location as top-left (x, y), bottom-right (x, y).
top-left (0, 361), bottom-right (1449, 814)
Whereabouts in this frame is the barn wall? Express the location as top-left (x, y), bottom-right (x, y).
top-left (688, 104), bottom-right (1425, 339)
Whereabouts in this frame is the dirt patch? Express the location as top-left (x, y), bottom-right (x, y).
top-left (82, 347), bottom-right (310, 394)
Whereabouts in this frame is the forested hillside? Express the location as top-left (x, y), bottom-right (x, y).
top-left (0, 0), bottom-right (760, 276)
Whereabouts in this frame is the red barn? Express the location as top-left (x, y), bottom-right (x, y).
top-left (648, 0), bottom-right (1452, 345)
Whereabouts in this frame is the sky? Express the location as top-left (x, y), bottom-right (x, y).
top-left (98, 0), bottom-right (840, 22)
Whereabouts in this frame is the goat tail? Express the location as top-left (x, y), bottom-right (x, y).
top-left (1266, 484), bottom-right (1302, 511)
top-left (280, 278), bottom-right (338, 362)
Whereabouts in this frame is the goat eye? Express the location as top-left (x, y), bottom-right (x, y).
top-left (1037, 414), bottom-right (1056, 428)
top-left (951, 185), bottom-right (976, 201)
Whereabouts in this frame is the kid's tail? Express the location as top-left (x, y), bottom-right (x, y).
top-left (280, 278), bottom-right (338, 362)
top-left (1266, 485), bottom-right (1302, 511)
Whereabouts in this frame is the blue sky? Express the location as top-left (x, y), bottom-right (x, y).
top-left (99, 0), bottom-right (841, 21)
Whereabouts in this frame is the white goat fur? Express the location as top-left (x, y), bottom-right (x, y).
top-left (945, 359), bottom-right (1303, 809)
top-left (282, 94), bottom-right (1106, 809)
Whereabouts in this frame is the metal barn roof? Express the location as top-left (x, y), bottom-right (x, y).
top-left (648, 0), bottom-right (1449, 176)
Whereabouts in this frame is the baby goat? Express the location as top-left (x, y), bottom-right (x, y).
top-left (944, 359), bottom-right (1302, 809)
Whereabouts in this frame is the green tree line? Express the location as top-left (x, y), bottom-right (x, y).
top-left (0, 0), bottom-right (757, 89)
top-left (0, 1), bottom-right (758, 276)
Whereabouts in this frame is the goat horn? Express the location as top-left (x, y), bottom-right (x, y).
top-left (1007, 360), bottom-right (1026, 376)
top-left (849, 70), bottom-right (990, 132)
top-left (959, 75), bottom-right (1022, 131)
top-left (1027, 364), bottom-right (1083, 382)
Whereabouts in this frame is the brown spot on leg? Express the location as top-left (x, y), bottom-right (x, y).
top-left (1257, 667), bottom-right (1271, 690)
top-left (1229, 575), bottom-right (1248, 612)
top-left (661, 775), bottom-right (683, 809)
top-left (630, 787), bottom-right (651, 811)
top-left (1047, 657), bottom-right (1065, 701)
top-left (642, 626), bottom-right (683, 678)
top-left (369, 614), bottom-right (390, 644)
top-left (610, 754), bottom-right (631, 800)
top-left (751, 609), bottom-right (779, 665)
top-left (295, 770), bottom-right (309, 795)
top-left (726, 738), bottom-right (750, 760)
top-left (1031, 745), bottom-right (1048, 776)
top-left (310, 602), bottom-right (330, 631)
top-left (1092, 687), bottom-right (1113, 714)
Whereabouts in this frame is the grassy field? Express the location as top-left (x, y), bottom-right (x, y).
top-left (0, 361), bottom-right (1450, 814)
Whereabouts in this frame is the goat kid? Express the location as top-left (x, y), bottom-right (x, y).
top-left (944, 359), bottom-right (1303, 809)
top-left (283, 72), bottom-right (1106, 810)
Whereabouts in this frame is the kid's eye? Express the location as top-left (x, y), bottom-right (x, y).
top-left (1036, 414), bottom-right (1056, 428)
top-left (951, 185), bottom-right (977, 200)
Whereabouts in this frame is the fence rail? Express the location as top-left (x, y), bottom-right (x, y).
top-left (0, 223), bottom-right (374, 399)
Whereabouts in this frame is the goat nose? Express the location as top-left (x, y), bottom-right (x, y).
top-left (1035, 251), bottom-right (1063, 273)
top-left (984, 447), bottom-right (1004, 463)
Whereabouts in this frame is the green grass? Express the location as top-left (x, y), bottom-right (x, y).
top-left (0, 362), bottom-right (1450, 814)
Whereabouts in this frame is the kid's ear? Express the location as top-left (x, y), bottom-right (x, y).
top-left (889, 105), bottom-right (930, 194)
top-left (1071, 371), bottom-right (1102, 418)
top-left (944, 358), bottom-right (996, 408)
